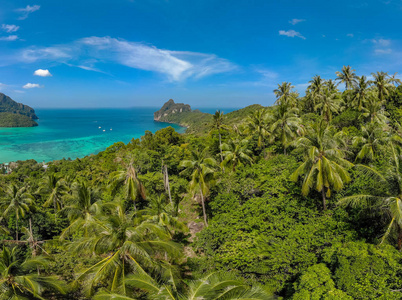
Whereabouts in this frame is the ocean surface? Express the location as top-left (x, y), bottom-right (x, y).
top-left (0, 107), bottom-right (238, 163)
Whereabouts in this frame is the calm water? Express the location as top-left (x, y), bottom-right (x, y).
top-left (0, 108), bottom-right (186, 163)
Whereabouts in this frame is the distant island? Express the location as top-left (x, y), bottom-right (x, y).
top-left (0, 93), bottom-right (38, 127)
top-left (154, 99), bottom-right (262, 134)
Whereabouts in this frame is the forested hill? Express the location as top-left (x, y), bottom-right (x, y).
top-left (3, 69), bottom-right (402, 299)
top-left (0, 93), bottom-right (38, 127)
top-left (154, 99), bottom-right (263, 134)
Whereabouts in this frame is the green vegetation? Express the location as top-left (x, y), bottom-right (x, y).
top-left (0, 112), bottom-right (38, 127)
top-left (2, 66), bottom-right (402, 299)
top-left (0, 93), bottom-right (39, 127)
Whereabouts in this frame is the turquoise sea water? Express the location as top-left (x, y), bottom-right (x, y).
top-left (0, 108), bottom-right (187, 163)
top-left (0, 107), bottom-right (240, 163)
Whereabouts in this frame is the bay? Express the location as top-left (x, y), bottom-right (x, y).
top-left (0, 108), bottom-right (187, 163)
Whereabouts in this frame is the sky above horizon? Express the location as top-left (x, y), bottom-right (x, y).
top-left (0, 0), bottom-right (401, 108)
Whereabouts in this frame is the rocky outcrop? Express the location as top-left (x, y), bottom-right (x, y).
top-left (154, 99), bottom-right (191, 122)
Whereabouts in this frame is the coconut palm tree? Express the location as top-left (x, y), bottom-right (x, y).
top-left (73, 201), bottom-right (180, 296)
top-left (291, 120), bottom-right (353, 210)
top-left (361, 91), bottom-right (389, 125)
top-left (339, 145), bottom-right (402, 250)
top-left (0, 184), bottom-right (34, 241)
top-left (269, 104), bottom-right (301, 154)
top-left (352, 123), bottom-right (389, 162)
top-left (180, 149), bottom-right (216, 226)
top-left (352, 75), bottom-right (371, 111)
top-left (0, 246), bottom-right (66, 298)
top-left (60, 181), bottom-right (103, 239)
top-left (37, 173), bottom-right (69, 216)
top-left (210, 110), bottom-right (228, 164)
top-left (245, 108), bottom-right (270, 149)
top-left (307, 75), bottom-right (325, 111)
top-left (94, 271), bottom-right (272, 300)
top-left (109, 162), bottom-right (146, 211)
top-left (390, 72), bottom-right (402, 86)
top-left (370, 71), bottom-right (394, 101)
top-left (221, 139), bottom-right (253, 171)
top-left (314, 88), bottom-right (342, 122)
top-left (325, 79), bottom-right (338, 93)
top-left (335, 65), bottom-right (358, 89)
top-left (274, 82), bottom-right (298, 107)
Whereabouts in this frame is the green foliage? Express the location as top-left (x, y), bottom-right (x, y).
top-left (0, 112), bottom-right (38, 127)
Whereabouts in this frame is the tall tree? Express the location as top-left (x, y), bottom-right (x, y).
top-left (0, 184), bottom-right (34, 240)
top-left (269, 104), bottom-right (301, 154)
top-left (370, 71), bottom-right (394, 101)
top-left (361, 91), bottom-right (389, 125)
top-left (210, 110), bottom-right (227, 164)
top-left (37, 173), bottom-right (69, 216)
top-left (314, 88), bottom-right (342, 122)
top-left (221, 139), bottom-right (253, 171)
top-left (245, 108), bottom-right (270, 149)
top-left (180, 149), bottom-right (216, 226)
top-left (335, 65), bottom-right (358, 89)
top-left (352, 123), bottom-right (389, 162)
top-left (109, 162), bottom-right (146, 211)
top-left (307, 75), bottom-right (325, 111)
top-left (0, 246), bottom-right (66, 298)
top-left (352, 75), bottom-right (371, 111)
top-left (274, 82), bottom-right (298, 107)
top-left (291, 121), bottom-right (353, 210)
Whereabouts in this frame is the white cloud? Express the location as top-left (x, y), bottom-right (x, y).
top-left (2, 24), bottom-right (19, 33)
top-left (33, 69), bottom-right (52, 77)
top-left (0, 83), bottom-right (7, 90)
top-left (371, 39), bottom-right (391, 46)
top-left (0, 35), bottom-right (18, 41)
top-left (347, 33), bottom-right (354, 37)
top-left (20, 36), bottom-right (236, 81)
top-left (279, 30), bottom-right (306, 40)
top-left (375, 49), bottom-right (392, 54)
top-left (16, 5), bottom-right (40, 20)
top-left (23, 83), bottom-right (42, 89)
top-left (289, 19), bottom-right (305, 25)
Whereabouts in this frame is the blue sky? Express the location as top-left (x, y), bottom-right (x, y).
top-left (0, 0), bottom-right (401, 108)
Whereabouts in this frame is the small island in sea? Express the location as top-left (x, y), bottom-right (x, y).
top-left (0, 93), bottom-right (38, 127)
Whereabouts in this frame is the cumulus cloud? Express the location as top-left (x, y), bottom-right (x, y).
top-left (34, 69), bottom-right (52, 77)
top-left (20, 36), bottom-right (236, 81)
top-left (23, 83), bottom-right (42, 89)
top-left (16, 5), bottom-right (40, 20)
top-left (0, 35), bottom-right (18, 41)
top-left (2, 24), bottom-right (19, 33)
top-left (289, 19), bottom-right (305, 25)
top-left (279, 30), bottom-right (306, 40)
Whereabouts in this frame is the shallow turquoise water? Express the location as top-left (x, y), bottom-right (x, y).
top-left (0, 108), bottom-right (186, 163)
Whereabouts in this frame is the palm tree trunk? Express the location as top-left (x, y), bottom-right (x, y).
top-left (16, 212), bottom-right (18, 241)
top-left (322, 188), bottom-right (327, 211)
top-left (398, 225), bottom-right (402, 251)
top-left (218, 129), bottom-right (223, 163)
top-left (199, 183), bottom-right (208, 227)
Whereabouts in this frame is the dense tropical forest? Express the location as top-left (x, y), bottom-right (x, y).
top-left (0, 93), bottom-right (38, 127)
top-left (2, 67), bottom-right (402, 299)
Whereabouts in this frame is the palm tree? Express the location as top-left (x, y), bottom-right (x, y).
top-left (60, 181), bottom-right (103, 239)
top-left (221, 139), bottom-right (253, 171)
top-left (361, 91), bottom-right (389, 125)
top-left (352, 75), bottom-right (371, 111)
top-left (291, 121), bottom-right (353, 210)
top-left (73, 201), bottom-right (180, 296)
top-left (352, 123), bottom-right (388, 162)
top-left (210, 110), bottom-right (227, 164)
top-left (339, 145), bottom-right (402, 250)
top-left (370, 71), bottom-right (393, 101)
top-left (307, 75), bottom-right (325, 111)
top-left (325, 79), bottom-right (338, 93)
top-left (390, 72), bottom-right (402, 86)
top-left (245, 108), bottom-right (270, 149)
top-left (94, 271), bottom-right (272, 300)
top-left (269, 104), bottom-right (301, 154)
top-left (274, 82), bottom-right (298, 107)
top-left (335, 65), bottom-right (358, 89)
top-left (109, 162), bottom-right (146, 211)
top-left (0, 246), bottom-right (66, 298)
top-left (37, 173), bottom-right (69, 215)
top-left (0, 184), bottom-right (34, 240)
top-left (314, 88), bottom-right (342, 122)
top-left (180, 149), bottom-right (216, 226)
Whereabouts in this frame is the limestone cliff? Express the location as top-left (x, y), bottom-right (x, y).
top-left (0, 93), bottom-right (38, 127)
top-left (154, 99), bottom-right (192, 121)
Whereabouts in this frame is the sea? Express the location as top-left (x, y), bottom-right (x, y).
top-left (0, 107), bottom-right (237, 164)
